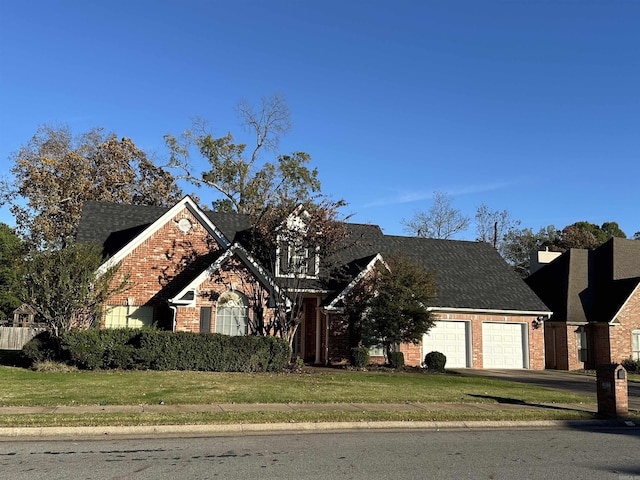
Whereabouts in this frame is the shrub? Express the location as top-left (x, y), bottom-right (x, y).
top-left (59, 329), bottom-right (104, 370)
top-left (622, 357), bottom-right (640, 374)
top-left (21, 331), bottom-right (62, 365)
top-left (350, 346), bottom-right (370, 368)
top-left (424, 351), bottom-right (447, 372)
top-left (20, 328), bottom-right (291, 372)
top-left (388, 351), bottom-right (404, 368)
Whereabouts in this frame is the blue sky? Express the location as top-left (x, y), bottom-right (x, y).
top-left (1, 1), bottom-right (638, 239)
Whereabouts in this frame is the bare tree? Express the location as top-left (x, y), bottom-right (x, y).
top-left (402, 191), bottom-right (470, 239)
top-left (165, 94), bottom-right (320, 216)
top-left (475, 204), bottom-right (520, 250)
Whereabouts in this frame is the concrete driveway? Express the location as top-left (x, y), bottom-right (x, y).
top-left (452, 369), bottom-right (640, 412)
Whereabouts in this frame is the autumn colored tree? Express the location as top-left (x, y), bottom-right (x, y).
top-left (244, 198), bottom-right (352, 347)
top-left (8, 125), bottom-right (183, 248)
top-left (164, 95), bottom-right (320, 216)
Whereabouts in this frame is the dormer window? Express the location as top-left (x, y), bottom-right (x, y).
top-left (276, 241), bottom-right (319, 278)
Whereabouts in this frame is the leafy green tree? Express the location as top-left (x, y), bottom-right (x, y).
top-left (501, 226), bottom-right (561, 278)
top-left (345, 254), bottom-right (438, 358)
top-left (402, 191), bottom-right (470, 239)
top-left (559, 221), bottom-right (626, 250)
top-left (0, 223), bottom-right (24, 320)
top-left (8, 125), bottom-right (183, 248)
top-left (165, 95), bottom-right (321, 216)
top-left (19, 243), bottom-right (129, 337)
top-left (601, 222), bottom-right (626, 239)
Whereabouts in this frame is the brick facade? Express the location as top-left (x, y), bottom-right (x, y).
top-left (323, 311), bottom-right (546, 369)
top-left (97, 199), bottom-right (549, 370)
top-left (105, 207), bottom-right (273, 335)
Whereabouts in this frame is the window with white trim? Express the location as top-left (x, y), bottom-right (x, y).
top-left (369, 344), bottom-right (385, 357)
top-left (276, 241), bottom-right (319, 278)
top-left (105, 305), bottom-right (154, 329)
top-left (576, 327), bottom-right (588, 362)
top-left (215, 291), bottom-right (248, 336)
top-left (632, 330), bottom-right (640, 361)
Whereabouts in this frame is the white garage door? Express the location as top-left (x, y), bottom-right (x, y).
top-left (482, 323), bottom-right (526, 369)
top-left (423, 321), bottom-right (469, 368)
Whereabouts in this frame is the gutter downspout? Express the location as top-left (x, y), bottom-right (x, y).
top-left (169, 305), bottom-right (177, 332)
top-left (315, 297), bottom-right (322, 365)
top-left (325, 312), bottom-right (330, 366)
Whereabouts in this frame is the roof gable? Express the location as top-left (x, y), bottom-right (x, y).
top-left (79, 199), bottom-right (548, 314)
top-left (170, 243), bottom-right (288, 307)
top-left (93, 196), bottom-right (231, 273)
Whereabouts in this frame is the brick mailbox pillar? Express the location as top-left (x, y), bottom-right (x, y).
top-left (596, 363), bottom-right (628, 417)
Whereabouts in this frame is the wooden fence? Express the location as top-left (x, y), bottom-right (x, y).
top-left (0, 326), bottom-right (46, 350)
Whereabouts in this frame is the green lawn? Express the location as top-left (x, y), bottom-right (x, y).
top-left (0, 365), bottom-right (611, 428)
top-left (0, 365), bottom-right (593, 407)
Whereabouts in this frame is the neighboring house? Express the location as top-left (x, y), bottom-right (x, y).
top-left (77, 196), bottom-right (550, 369)
top-left (526, 238), bottom-right (640, 370)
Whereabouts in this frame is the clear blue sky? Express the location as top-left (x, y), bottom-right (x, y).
top-left (1, 1), bottom-right (638, 238)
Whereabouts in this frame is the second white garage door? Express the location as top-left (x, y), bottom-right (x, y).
top-left (482, 322), bottom-right (526, 369)
top-left (422, 321), bottom-right (469, 368)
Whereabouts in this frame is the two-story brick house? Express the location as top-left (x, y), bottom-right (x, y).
top-left (77, 196), bottom-right (550, 369)
top-left (526, 237), bottom-right (640, 370)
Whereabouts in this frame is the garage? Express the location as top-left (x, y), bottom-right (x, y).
top-left (422, 321), bottom-right (469, 368)
top-left (482, 322), bottom-right (526, 369)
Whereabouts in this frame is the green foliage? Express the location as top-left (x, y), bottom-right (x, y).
top-left (19, 242), bottom-right (129, 337)
top-left (621, 358), bottom-right (640, 374)
top-left (424, 351), bottom-right (447, 372)
top-left (350, 346), bottom-right (371, 368)
top-left (165, 95), bottom-right (320, 216)
top-left (21, 331), bottom-right (62, 364)
top-left (501, 226), bottom-right (561, 278)
top-left (0, 223), bottom-right (24, 320)
top-left (347, 254), bottom-right (438, 357)
top-left (22, 329), bottom-right (290, 372)
top-left (388, 351), bottom-right (404, 368)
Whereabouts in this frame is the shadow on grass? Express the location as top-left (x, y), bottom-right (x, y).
top-left (469, 393), bottom-right (640, 439)
top-left (0, 350), bottom-right (29, 368)
top-left (467, 393), bottom-right (589, 412)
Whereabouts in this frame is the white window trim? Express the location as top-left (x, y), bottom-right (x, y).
top-left (632, 329), bottom-right (640, 361)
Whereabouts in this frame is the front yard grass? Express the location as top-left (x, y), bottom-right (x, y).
top-left (0, 365), bottom-right (593, 406)
top-left (0, 365), bottom-right (612, 427)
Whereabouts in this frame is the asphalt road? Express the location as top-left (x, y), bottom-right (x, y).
top-left (2, 428), bottom-right (639, 480)
top-left (453, 369), bottom-right (640, 411)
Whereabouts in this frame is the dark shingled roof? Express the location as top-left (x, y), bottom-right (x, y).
top-left (526, 238), bottom-right (640, 324)
top-left (77, 201), bottom-right (549, 313)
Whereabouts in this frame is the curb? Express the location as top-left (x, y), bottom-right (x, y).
top-left (0, 419), bottom-right (634, 440)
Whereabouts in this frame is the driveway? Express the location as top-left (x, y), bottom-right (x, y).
top-left (452, 369), bottom-right (640, 412)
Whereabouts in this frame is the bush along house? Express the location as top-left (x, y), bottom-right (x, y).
top-left (77, 196), bottom-right (550, 369)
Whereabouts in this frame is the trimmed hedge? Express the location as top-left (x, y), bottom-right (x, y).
top-left (424, 351), bottom-right (447, 372)
top-left (388, 351), bottom-right (405, 368)
top-left (350, 346), bottom-right (370, 368)
top-left (622, 357), bottom-right (640, 374)
top-left (22, 329), bottom-right (290, 372)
